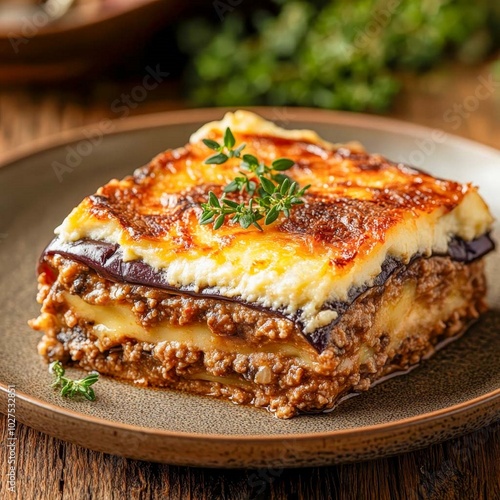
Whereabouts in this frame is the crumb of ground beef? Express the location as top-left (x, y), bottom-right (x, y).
top-left (30, 256), bottom-right (487, 418)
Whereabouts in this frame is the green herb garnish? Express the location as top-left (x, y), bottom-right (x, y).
top-left (202, 127), bottom-right (246, 164)
top-left (200, 127), bottom-right (310, 230)
top-left (49, 361), bottom-right (99, 401)
top-left (181, 2), bottom-right (498, 112)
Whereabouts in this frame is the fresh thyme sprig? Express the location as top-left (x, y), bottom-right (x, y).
top-left (49, 361), bottom-right (99, 401)
top-left (200, 127), bottom-right (310, 230)
top-left (202, 127), bottom-right (246, 164)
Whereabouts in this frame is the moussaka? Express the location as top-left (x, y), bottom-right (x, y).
top-left (29, 111), bottom-right (495, 418)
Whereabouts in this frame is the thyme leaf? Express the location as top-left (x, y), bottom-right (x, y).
top-left (49, 361), bottom-right (99, 401)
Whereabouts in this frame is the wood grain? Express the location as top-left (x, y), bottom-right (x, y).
top-left (0, 63), bottom-right (499, 499)
top-left (0, 418), bottom-right (499, 499)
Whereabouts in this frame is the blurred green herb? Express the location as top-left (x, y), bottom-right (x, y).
top-left (50, 361), bottom-right (99, 401)
top-left (179, 0), bottom-right (500, 111)
top-left (200, 128), bottom-right (310, 230)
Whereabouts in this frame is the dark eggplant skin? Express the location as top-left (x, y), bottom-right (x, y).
top-left (39, 233), bottom-right (495, 352)
top-left (447, 234), bottom-right (496, 262)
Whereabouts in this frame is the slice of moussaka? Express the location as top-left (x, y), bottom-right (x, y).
top-left (30, 110), bottom-right (495, 418)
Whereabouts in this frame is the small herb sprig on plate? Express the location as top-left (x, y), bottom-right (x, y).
top-left (200, 127), bottom-right (310, 230)
top-left (49, 361), bottom-right (99, 401)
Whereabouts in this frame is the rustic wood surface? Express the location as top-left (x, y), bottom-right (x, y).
top-left (0, 62), bottom-right (499, 499)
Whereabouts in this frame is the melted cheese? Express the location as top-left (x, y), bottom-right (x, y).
top-left (55, 111), bottom-right (494, 333)
top-left (190, 109), bottom-right (364, 153)
top-left (63, 293), bottom-right (314, 362)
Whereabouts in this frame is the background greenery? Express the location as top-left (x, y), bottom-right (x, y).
top-left (178, 0), bottom-right (500, 112)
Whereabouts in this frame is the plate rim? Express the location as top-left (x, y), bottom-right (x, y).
top-left (0, 106), bottom-right (499, 172)
top-left (0, 106), bottom-right (498, 461)
top-left (0, 379), bottom-right (498, 442)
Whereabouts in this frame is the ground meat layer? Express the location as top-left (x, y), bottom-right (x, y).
top-left (30, 256), bottom-right (487, 418)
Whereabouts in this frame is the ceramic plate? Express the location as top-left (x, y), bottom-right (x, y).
top-left (0, 108), bottom-right (498, 467)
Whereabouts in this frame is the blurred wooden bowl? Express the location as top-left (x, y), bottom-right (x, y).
top-left (0, 0), bottom-right (183, 84)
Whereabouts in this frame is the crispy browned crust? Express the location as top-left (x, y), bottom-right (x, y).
top-left (30, 255), bottom-right (487, 418)
top-left (83, 131), bottom-right (469, 266)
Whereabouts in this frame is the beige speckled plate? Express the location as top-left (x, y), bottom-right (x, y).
top-left (0, 108), bottom-right (499, 467)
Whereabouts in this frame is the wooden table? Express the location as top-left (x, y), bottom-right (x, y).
top-left (1, 63), bottom-right (499, 499)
